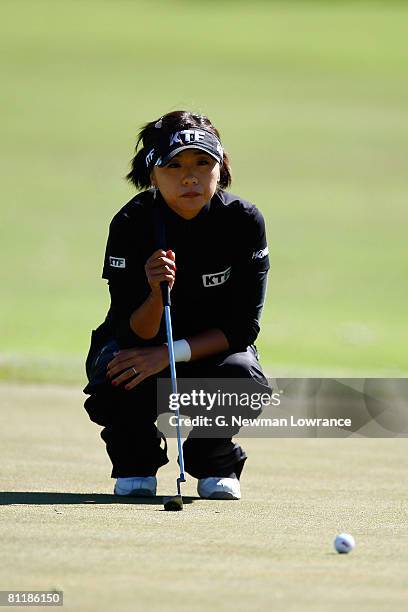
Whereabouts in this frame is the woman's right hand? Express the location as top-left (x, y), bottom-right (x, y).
top-left (145, 249), bottom-right (176, 294)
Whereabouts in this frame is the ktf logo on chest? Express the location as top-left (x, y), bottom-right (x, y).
top-left (202, 266), bottom-right (231, 288)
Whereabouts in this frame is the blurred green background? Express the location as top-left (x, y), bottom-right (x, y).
top-left (1, 0), bottom-right (407, 384)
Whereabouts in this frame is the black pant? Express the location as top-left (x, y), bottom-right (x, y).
top-left (83, 331), bottom-right (271, 480)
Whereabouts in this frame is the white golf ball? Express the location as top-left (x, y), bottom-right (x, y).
top-left (334, 533), bottom-right (355, 554)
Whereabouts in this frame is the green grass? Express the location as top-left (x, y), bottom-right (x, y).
top-left (1, 382), bottom-right (408, 611)
top-left (1, 0), bottom-right (408, 383)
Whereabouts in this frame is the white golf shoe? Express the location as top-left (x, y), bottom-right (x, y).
top-left (197, 475), bottom-right (241, 500)
top-left (114, 476), bottom-right (157, 497)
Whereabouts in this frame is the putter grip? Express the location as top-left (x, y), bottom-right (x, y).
top-left (160, 282), bottom-right (171, 307)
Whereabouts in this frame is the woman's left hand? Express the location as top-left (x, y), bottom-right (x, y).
top-left (106, 346), bottom-right (169, 390)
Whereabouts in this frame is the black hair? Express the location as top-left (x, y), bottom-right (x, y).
top-left (126, 110), bottom-right (232, 190)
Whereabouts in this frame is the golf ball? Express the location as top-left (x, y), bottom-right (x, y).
top-left (334, 533), bottom-right (355, 554)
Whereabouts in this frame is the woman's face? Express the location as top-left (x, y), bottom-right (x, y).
top-left (151, 149), bottom-right (221, 219)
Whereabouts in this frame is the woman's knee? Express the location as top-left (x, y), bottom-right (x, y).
top-left (218, 347), bottom-right (263, 379)
top-left (83, 388), bottom-right (158, 427)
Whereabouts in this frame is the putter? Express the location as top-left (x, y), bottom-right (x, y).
top-left (161, 282), bottom-right (186, 511)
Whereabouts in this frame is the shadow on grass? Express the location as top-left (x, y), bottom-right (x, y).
top-left (0, 492), bottom-right (199, 506)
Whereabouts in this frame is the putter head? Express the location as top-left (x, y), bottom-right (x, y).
top-left (163, 495), bottom-right (183, 511)
top-left (163, 475), bottom-right (185, 511)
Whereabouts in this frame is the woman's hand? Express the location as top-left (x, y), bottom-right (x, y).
top-left (145, 249), bottom-right (176, 295)
top-left (106, 346), bottom-right (169, 390)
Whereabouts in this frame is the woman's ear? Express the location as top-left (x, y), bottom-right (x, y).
top-left (150, 170), bottom-right (156, 188)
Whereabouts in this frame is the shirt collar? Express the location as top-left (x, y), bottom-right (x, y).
top-left (154, 189), bottom-right (213, 224)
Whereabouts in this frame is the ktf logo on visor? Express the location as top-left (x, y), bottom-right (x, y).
top-left (145, 127), bottom-right (223, 170)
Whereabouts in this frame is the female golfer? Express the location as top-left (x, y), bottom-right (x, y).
top-left (83, 110), bottom-right (271, 500)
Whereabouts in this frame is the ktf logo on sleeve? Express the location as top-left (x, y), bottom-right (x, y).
top-left (202, 266), bottom-right (231, 287)
top-left (109, 256), bottom-right (126, 269)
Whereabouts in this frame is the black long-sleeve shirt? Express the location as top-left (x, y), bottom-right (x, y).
top-left (101, 188), bottom-right (269, 353)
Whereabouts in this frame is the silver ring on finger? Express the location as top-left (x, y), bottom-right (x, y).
top-left (132, 367), bottom-right (138, 375)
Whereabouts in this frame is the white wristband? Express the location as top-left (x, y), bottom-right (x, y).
top-left (165, 339), bottom-right (191, 362)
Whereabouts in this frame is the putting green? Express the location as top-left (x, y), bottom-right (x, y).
top-left (1, 382), bottom-right (407, 611)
